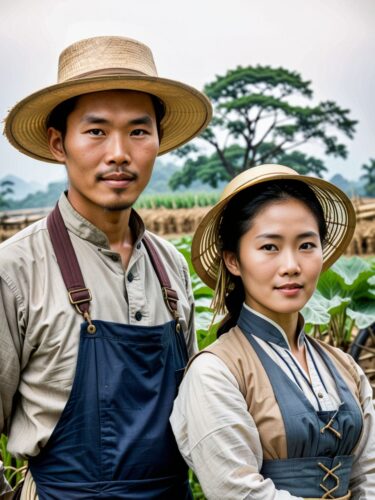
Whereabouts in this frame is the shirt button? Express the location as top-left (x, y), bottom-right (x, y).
top-left (136, 243), bottom-right (141, 250)
top-left (135, 311), bottom-right (142, 321)
top-left (318, 392), bottom-right (324, 399)
top-left (111, 254), bottom-right (120, 262)
top-left (127, 272), bottom-right (134, 282)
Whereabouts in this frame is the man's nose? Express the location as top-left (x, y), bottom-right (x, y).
top-left (106, 134), bottom-right (130, 166)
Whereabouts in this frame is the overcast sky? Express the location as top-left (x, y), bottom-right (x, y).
top-left (0, 0), bottom-right (374, 185)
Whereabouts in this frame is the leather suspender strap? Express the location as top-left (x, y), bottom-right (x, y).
top-left (47, 204), bottom-right (96, 333)
top-left (142, 234), bottom-right (180, 325)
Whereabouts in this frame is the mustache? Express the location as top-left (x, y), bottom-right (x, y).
top-left (95, 167), bottom-right (138, 182)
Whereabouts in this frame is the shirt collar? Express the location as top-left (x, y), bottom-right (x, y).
top-left (239, 303), bottom-right (306, 350)
top-left (57, 192), bottom-right (146, 248)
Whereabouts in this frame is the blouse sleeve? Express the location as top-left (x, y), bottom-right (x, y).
top-left (170, 352), bottom-right (303, 500)
top-left (349, 363), bottom-right (375, 497)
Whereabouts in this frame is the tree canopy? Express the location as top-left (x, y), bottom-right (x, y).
top-left (0, 180), bottom-right (14, 209)
top-left (361, 158), bottom-right (375, 197)
top-left (169, 66), bottom-right (357, 189)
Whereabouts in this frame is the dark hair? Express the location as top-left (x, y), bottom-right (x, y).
top-left (216, 179), bottom-right (327, 337)
top-left (46, 92), bottom-right (165, 141)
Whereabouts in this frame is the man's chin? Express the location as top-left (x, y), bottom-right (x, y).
top-left (103, 202), bottom-right (134, 212)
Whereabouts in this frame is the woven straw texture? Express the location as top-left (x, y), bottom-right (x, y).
top-left (192, 165), bottom-right (356, 291)
top-left (4, 36), bottom-right (212, 163)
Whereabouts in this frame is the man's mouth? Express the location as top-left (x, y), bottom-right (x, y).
top-left (99, 171), bottom-right (137, 187)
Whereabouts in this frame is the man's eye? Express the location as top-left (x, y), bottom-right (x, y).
top-left (131, 129), bottom-right (148, 136)
top-left (88, 129), bottom-right (104, 136)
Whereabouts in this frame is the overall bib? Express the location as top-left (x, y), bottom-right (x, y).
top-left (237, 307), bottom-right (363, 499)
top-left (29, 206), bottom-right (192, 499)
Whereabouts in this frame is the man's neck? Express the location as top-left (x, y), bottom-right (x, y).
top-left (67, 193), bottom-right (135, 268)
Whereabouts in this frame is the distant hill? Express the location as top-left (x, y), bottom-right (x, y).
top-left (144, 160), bottom-right (224, 194)
top-left (328, 173), bottom-right (366, 197)
top-left (0, 164), bottom-right (371, 211)
top-left (0, 174), bottom-right (44, 200)
top-left (2, 180), bottom-right (67, 210)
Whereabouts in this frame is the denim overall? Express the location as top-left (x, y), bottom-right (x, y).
top-left (29, 206), bottom-right (192, 499)
top-left (238, 307), bottom-right (363, 498)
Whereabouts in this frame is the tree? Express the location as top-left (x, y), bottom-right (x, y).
top-left (361, 158), bottom-right (375, 197)
top-left (0, 180), bottom-right (14, 209)
top-left (169, 66), bottom-right (357, 189)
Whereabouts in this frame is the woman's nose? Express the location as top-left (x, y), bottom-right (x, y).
top-left (279, 249), bottom-right (301, 275)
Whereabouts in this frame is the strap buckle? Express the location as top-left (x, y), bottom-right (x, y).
top-left (68, 287), bottom-right (92, 313)
top-left (162, 286), bottom-right (179, 320)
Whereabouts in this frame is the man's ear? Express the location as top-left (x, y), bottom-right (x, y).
top-left (47, 127), bottom-right (66, 162)
top-left (222, 250), bottom-right (241, 277)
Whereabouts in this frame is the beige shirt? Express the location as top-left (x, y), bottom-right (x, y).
top-left (170, 307), bottom-right (375, 500)
top-left (0, 193), bottom-right (197, 474)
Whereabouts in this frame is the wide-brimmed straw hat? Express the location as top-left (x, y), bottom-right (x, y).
top-left (192, 164), bottom-right (356, 306)
top-left (4, 36), bottom-right (212, 162)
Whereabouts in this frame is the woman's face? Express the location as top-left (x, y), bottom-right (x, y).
top-left (223, 198), bottom-right (324, 324)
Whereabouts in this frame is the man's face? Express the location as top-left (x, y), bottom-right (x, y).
top-left (48, 90), bottom-right (160, 220)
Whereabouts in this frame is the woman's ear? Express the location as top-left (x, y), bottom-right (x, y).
top-left (47, 127), bottom-right (66, 162)
top-left (223, 250), bottom-right (241, 277)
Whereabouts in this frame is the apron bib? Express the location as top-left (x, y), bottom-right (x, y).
top-left (238, 307), bottom-right (362, 499)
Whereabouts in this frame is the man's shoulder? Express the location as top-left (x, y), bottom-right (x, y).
top-left (0, 216), bottom-right (49, 261)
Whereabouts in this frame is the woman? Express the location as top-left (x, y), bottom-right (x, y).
top-left (170, 164), bottom-right (375, 499)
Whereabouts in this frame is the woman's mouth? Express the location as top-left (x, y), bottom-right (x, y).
top-left (275, 283), bottom-right (303, 297)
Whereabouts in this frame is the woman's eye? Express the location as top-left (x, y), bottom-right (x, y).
top-left (300, 242), bottom-right (316, 250)
top-left (261, 244), bottom-right (277, 251)
top-left (88, 129), bottom-right (104, 136)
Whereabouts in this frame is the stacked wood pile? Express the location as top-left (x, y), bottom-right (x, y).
top-left (0, 208), bottom-right (50, 243)
top-left (347, 199), bottom-right (375, 256)
top-left (1, 200), bottom-right (374, 251)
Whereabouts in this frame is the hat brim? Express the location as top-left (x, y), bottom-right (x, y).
top-left (192, 167), bottom-right (356, 290)
top-left (4, 75), bottom-right (212, 163)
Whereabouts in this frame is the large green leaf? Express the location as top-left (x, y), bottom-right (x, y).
top-left (317, 268), bottom-right (345, 299)
top-left (330, 256), bottom-right (372, 288)
top-left (302, 292), bottom-right (332, 325)
top-left (347, 301), bottom-right (375, 329)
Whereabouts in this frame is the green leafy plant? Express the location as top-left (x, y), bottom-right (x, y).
top-left (303, 256), bottom-right (375, 349)
top-left (0, 435), bottom-right (26, 489)
top-left (135, 192), bottom-right (219, 210)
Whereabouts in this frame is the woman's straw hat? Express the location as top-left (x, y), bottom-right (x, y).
top-left (4, 36), bottom-right (212, 163)
top-left (192, 164), bottom-right (356, 294)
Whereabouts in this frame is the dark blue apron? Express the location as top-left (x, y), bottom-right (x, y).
top-left (238, 307), bottom-right (363, 498)
top-left (29, 206), bottom-right (192, 499)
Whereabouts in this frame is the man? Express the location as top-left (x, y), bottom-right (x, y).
top-left (0, 36), bottom-right (212, 499)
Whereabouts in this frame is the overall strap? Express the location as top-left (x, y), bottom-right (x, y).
top-left (47, 204), bottom-right (96, 333)
top-left (142, 234), bottom-right (181, 329)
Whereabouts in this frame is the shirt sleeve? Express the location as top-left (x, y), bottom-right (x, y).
top-left (349, 363), bottom-right (375, 497)
top-left (0, 274), bottom-right (24, 434)
top-left (170, 353), bottom-right (303, 500)
top-left (0, 275), bottom-right (24, 494)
